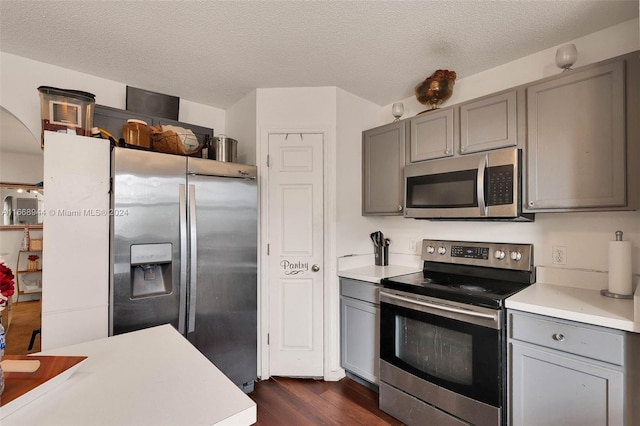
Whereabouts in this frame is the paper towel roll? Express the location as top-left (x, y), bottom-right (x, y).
top-left (609, 240), bottom-right (633, 296)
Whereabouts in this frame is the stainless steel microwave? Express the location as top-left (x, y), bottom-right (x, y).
top-left (404, 147), bottom-right (533, 221)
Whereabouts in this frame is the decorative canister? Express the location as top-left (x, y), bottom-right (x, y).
top-left (122, 119), bottom-right (151, 149)
top-left (37, 86), bottom-right (96, 148)
top-left (27, 260), bottom-right (39, 271)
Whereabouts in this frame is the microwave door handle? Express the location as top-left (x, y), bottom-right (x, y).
top-left (477, 155), bottom-right (488, 216)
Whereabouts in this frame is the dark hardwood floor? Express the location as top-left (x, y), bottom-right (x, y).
top-left (4, 300), bottom-right (41, 355)
top-left (250, 376), bottom-right (404, 425)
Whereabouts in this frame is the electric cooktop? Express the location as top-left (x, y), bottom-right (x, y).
top-left (382, 239), bottom-right (536, 309)
top-left (381, 269), bottom-right (530, 309)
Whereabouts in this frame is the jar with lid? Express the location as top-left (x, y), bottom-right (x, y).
top-left (122, 119), bottom-right (151, 149)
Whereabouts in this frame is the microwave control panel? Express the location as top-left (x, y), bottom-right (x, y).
top-left (487, 165), bottom-right (513, 206)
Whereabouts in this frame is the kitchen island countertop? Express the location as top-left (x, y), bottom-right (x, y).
top-left (506, 282), bottom-right (639, 333)
top-left (2, 324), bottom-right (256, 425)
top-left (338, 264), bottom-right (422, 283)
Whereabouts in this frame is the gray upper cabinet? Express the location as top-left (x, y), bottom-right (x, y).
top-left (407, 107), bottom-right (455, 162)
top-left (459, 90), bottom-right (518, 155)
top-left (362, 51), bottom-right (638, 215)
top-left (407, 90), bottom-right (519, 163)
top-left (362, 121), bottom-right (405, 215)
top-left (526, 59), bottom-right (627, 210)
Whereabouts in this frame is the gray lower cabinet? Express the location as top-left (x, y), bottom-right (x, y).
top-left (508, 310), bottom-right (640, 425)
top-left (525, 54), bottom-right (638, 211)
top-left (340, 278), bottom-right (380, 385)
top-left (362, 121), bottom-right (405, 215)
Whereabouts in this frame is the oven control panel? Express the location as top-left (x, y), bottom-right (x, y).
top-left (450, 245), bottom-right (489, 260)
top-left (421, 239), bottom-right (533, 271)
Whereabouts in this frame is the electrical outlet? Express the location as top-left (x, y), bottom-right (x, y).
top-left (409, 240), bottom-right (417, 252)
top-left (552, 246), bottom-right (567, 265)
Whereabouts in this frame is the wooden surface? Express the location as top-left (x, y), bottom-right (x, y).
top-left (4, 300), bottom-right (41, 355)
top-left (1, 355), bottom-right (87, 408)
top-left (250, 377), bottom-right (404, 425)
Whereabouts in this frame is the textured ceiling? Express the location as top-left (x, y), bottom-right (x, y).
top-left (0, 0), bottom-right (638, 111)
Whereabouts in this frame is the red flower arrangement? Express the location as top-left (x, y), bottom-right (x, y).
top-left (0, 260), bottom-right (15, 305)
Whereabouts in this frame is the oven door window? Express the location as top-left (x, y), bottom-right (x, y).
top-left (406, 169), bottom-right (478, 209)
top-left (380, 301), bottom-right (501, 407)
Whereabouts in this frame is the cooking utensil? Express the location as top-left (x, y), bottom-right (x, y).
top-left (370, 231), bottom-right (385, 247)
top-left (211, 134), bottom-right (238, 162)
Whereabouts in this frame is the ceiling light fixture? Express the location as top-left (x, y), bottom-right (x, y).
top-left (555, 43), bottom-right (577, 71)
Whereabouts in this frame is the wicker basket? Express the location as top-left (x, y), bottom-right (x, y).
top-left (149, 125), bottom-right (204, 156)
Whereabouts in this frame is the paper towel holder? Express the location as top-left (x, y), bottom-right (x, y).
top-left (601, 230), bottom-right (634, 299)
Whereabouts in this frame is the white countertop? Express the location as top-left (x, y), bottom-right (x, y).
top-left (338, 264), bottom-right (422, 283)
top-left (3, 324), bottom-right (256, 425)
top-left (506, 273), bottom-right (639, 333)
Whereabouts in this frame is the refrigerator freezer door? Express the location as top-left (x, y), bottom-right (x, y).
top-left (186, 172), bottom-right (258, 389)
top-left (111, 148), bottom-right (187, 335)
top-left (187, 156), bottom-right (257, 179)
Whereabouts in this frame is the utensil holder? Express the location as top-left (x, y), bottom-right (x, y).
top-left (375, 245), bottom-right (389, 266)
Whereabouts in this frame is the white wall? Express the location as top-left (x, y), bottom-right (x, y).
top-left (254, 86), bottom-right (340, 379)
top-left (377, 18), bottom-right (640, 122)
top-left (226, 90), bottom-right (257, 165)
top-left (0, 52), bottom-right (226, 142)
top-left (0, 152), bottom-right (45, 302)
top-left (0, 151), bottom-right (43, 183)
top-left (335, 88), bottom-right (383, 255)
top-left (340, 17), bottom-right (640, 276)
top-left (256, 87), bottom-right (336, 129)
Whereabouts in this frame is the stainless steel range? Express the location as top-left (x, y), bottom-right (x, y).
top-left (379, 239), bottom-right (535, 426)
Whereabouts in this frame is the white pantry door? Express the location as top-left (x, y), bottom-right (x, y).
top-left (268, 132), bottom-right (324, 377)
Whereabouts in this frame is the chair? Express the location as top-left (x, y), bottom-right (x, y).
top-left (28, 328), bottom-right (41, 351)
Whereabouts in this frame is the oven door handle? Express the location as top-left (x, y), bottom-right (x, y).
top-left (381, 291), bottom-right (497, 321)
top-left (477, 154), bottom-right (488, 217)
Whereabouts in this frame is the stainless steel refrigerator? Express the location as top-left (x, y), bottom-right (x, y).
top-left (109, 147), bottom-right (257, 392)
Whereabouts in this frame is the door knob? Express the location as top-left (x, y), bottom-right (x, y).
top-left (312, 264), bottom-right (320, 272)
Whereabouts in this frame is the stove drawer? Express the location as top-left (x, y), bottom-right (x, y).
top-left (379, 382), bottom-right (472, 426)
top-left (509, 311), bottom-right (624, 366)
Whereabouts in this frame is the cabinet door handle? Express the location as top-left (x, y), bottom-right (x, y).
top-left (552, 333), bottom-right (565, 342)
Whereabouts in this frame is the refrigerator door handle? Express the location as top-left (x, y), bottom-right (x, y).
top-left (178, 184), bottom-right (187, 334)
top-left (188, 184), bottom-right (198, 333)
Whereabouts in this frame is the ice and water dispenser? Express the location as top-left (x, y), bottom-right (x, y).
top-left (130, 243), bottom-right (173, 298)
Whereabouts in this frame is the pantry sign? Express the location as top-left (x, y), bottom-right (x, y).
top-left (280, 260), bottom-right (309, 275)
